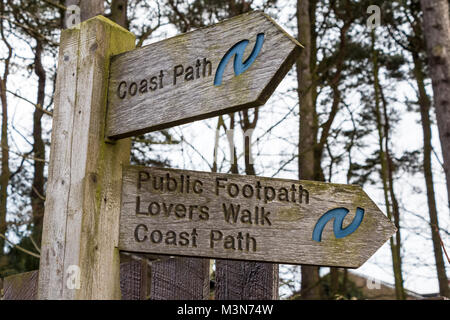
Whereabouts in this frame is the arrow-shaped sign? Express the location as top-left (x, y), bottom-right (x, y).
top-left (106, 11), bottom-right (302, 139)
top-left (119, 166), bottom-right (396, 268)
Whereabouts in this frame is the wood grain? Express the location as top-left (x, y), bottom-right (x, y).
top-left (150, 257), bottom-right (210, 300)
top-left (119, 166), bottom-right (396, 268)
top-left (120, 258), bottom-right (150, 300)
top-left (3, 261), bottom-right (155, 300)
top-left (37, 16), bottom-right (135, 300)
top-left (215, 260), bottom-right (278, 300)
top-left (3, 271), bottom-right (39, 300)
top-left (106, 11), bottom-right (302, 139)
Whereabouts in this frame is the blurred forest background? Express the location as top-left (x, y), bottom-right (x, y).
top-left (0, 0), bottom-right (449, 300)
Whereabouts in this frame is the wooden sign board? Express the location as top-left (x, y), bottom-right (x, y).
top-left (119, 166), bottom-right (396, 268)
top-left (106, 11), bottom-right (302, 139)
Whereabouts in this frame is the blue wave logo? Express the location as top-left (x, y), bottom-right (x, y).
top-left (214, 33), bottom-right (265, 86)
top-left (312, 207), bottom-right (365, 242)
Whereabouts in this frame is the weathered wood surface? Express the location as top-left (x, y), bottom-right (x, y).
top-left (120, 258), bottom-right (150, 300)
top-left (37, 16), bottom-right (135, 300)
top-left (119, 166), bottom-right (396, 268)
top-left (215, 260), bottom-right (278, 300)
top-left (3, 260), bottom-right (158, 300)
top-left (106, 11), bottom-right (302, 139)
top-left (150, 257), bottom-right (210, 300)
top-left (2, 271), bottom-right (39, 300)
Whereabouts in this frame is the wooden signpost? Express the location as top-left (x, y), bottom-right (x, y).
top-left (105, 11), bottom-right (302, 139)
top-left (36, 10), bottom-right (396, 300)
top-left (119, 166), bottom-right (396, 268)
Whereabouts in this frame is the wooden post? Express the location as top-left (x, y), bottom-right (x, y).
top-left (150, 258), bottom-right (210, 300)
top-left (215, 261), bottom-right (278, 300)
top-left (1, 262), bottom-right (151, 300)
top-left (3, 271), bottom-right (39, 300)
top-left (37, 16), bottom-right (135, 300)
top-left (119, 257), bottom-right (150, 300)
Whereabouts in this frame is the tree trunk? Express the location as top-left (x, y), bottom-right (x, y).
top-left (65, 0), bottom-right (104, 26)
top-left (412, 52), bottom-right (450, 298)
top-left (296, 0), bottom-right (321, 300)
top-left (0, 75), bottom-right (8, 256)
top-left (329, 268), bottom-right (339, 298)
top-left (0, 2), bottom-right (11, 256)
top-left (371, 31), bottom-right (405, 300)
top-left (31, 40), bottom-right (46, 247)
top-left (419, 0), bottom-right (450, 210)
top-left (110, 0), bottom-right (128, 29)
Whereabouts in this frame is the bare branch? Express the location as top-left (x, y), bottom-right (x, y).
top-left (0, 233), bottom-right (40, 259)
top-left (6, 90), bottom-right (53, 116)
top-left (40, 0), bottom-right (67, 11)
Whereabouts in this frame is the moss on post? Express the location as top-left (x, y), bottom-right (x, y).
top-left (37, 16), bottom-right (135, 300)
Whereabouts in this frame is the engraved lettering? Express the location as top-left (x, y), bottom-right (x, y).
top-left (222, 203), bottom-right (240, 223)
top-left (159, 70), bottom-right (164, 89)
top-left (246, 233), bottom-right (257, 251)
top-left (203, 58), bottom-right (212, 77)
top-left (135, 196), bottom-right (148, 215)
top-left (264, 186), bottom-right (275, 203)
top-left (134, 224), bottom-right (148, 242)
top-left (166, 173), bottom-right (177, 191)
top-left (237, 232), bottom-right (243, 250)
top-left (132, 227), bottom-right (201, 247)
top-left (216, 177), bottom-right (227, 196)
top-left (173, 64), bottom-right (183, 85)
top-left (193, 180), bottom-right (203, 194)
top-left (149, 201), bottom-right (160, 216)
top-left (152, 176), bottom-right (164, 190)
top-left (162, 202), bottom-right (174, 216)
top-left (175, 203), bottom-right (186, 218)
top-left (195, 59), bottom-right (201, 79)
top-left (242, 184), bottom-right (254, 198)
top-left (149, 76), bottom-right (158, 91)
top-left (290, 184), bottom-right (296, 202)
top-left (227, 183), bottom-right (239, 198)
top-left (150, 229), bottom-right (162, 243)
top-left (298, 185), bottom-right (309, 204)
top-left (129, 82), bottom-right (137, 96)
top-left (210, 230), bottom-right (222, 248)
top-left (209, 230), bottom-right (257, 252)
top-left (256, 181), bottom-right (262, 200)
top-left (261, 206), bottom-right (272, 226)
top-left (138, 171), bottom-right (150, 190)
top-left (185, 66), bottom-right (194, 81)
top-left (188, 205), bottom-right (198, 220)
top-left (191, 228), bottom-right (198, 247)
top-left (186, 175), bottom-right (190, 193)
top-left (278, 187), bottom-right (289, 201)
top-left (165, 230), bottom-right (177, 245)
top-left (139, 79), bottom-right (148, 94)
top-left (224, 234), bottom-right (235, 249)
top-left (240, 209), bottom-right (252, 224)
top-left (179, 231), bottom-right (190, 246)
top-left (222, 203), bottom-right (271, 226)
top-left (199, 205), bottom-right (209, 220)
top-left (118, 81), bottom-right (127, 99)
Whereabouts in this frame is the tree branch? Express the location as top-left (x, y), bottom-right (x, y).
top-left (0, 233), bottom-right (40, 259)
